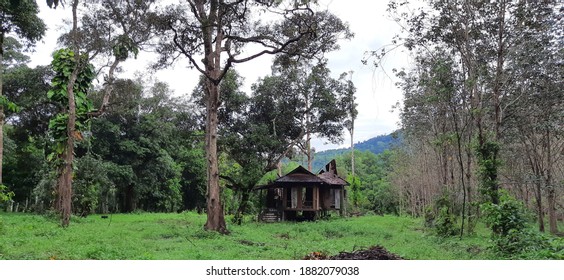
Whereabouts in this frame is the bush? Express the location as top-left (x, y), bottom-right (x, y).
top-left (481, 192), bottom-right (564, 259)
top-left (481, 192), bottom-right (529, 236)
top-left (424, 206), bottom-right (435, 228)
top-left (490, 228), bottom-right (564, 259)
top-left (435, 206), bottom-right (460, 237)
top-left (364, 179), bottom-right (399, 215)
top-left (424, 193), bottom-right (460, 237)
top-left (0, 184), bottom-right (14, 205)
top-left (491, 229), bottom-right (547, 257)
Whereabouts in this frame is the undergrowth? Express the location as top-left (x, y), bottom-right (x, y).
top-left (0, 211), bottom-right (557, 260)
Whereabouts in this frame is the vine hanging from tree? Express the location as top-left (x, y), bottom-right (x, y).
top-left (47, 48), bottom-right (94, 164)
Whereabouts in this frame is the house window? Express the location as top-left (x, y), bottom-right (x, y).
top-left (286, 187), bottom-right (297, 208)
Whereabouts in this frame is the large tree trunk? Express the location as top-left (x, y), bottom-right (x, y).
top-left (203, 81), bottom-right (228, 234)
top-left (0, 32), bottom-right (4, 186)
top-left (535, 180), bottom-right (545, 232)
top-left (547, 187), bottom-right (557, 234)
top-left (306, 134), bottom-right (313, 172)
top-left (490, 0), bottom-right (506, 206)
top-left (197, 0), bottom-right (228, 234)
top-left (0, 108), bottom-right (3, 186)
top-left (546, 129), bottom-right (558, 234)
top-left (57, 63), bottom-right (78, 227)
top-left (350, 121), bottom-right (355, 176)
top-left (57, 0), bottom-right (80, 227)
top-left (527, 142), bottom-right (545, 232)
top-left (58, 152), bottom-right (73, 227)
top-left (465, 134), bottom-right (475, 230)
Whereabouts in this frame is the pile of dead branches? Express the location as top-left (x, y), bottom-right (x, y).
top-left (304, 246), bottom-right (404, 260)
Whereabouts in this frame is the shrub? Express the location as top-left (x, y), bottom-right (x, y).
top-left (491, 229), bottom-right (547, 257)
top-left (424, 206), bottom-right (435, 228)
top-left (435, 206), bottom-right (460, 237)
top-left (481, 192), bottom-right (529, 236)
top-left (424, 193), bottom-right (460, 237)
top-left (481, 191), bottom-right (564, 259)
top-left (0, 184), bottom-right (15, 205)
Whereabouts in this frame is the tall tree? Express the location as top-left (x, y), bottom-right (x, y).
top-left (374, 0), bottom-right (563, 236)
top-left (0, 0), bottom-right (46, 189)
top-left (3, 60), bottom-right (54, 207)
top-left (218, 69), bottom-right (298, 224)
top-left (45, 0), bottom-right (86, 227)
top-left (47, 0), bottom-right (157, 226)
top-left (82, 76), bottom-right (204, 214)
top-left (341, 71), bottom-right (357, 176)
top-left (156, 0), bottom-right (351, 233)
top-left (297, 61), bottom-right (351, 172)
top-left (505, 0), bottom-right (563, 233)
top-left (265, 59), bottom-right (351, 171)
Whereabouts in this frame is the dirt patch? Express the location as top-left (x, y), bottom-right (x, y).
top-left (239, 240), bottom-right (265, 246)
top-left (274, 232), bottom-right (291, 239)
top-left (304, 246), bottom-right (404, 260)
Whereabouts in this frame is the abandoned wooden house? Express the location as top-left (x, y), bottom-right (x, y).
top-left (256, 160), bottom-right (348, 222)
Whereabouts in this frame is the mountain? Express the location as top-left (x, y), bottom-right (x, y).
top-left (303, 131), bottom-right (402, 171)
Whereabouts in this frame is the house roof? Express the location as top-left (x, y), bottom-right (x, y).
top-left (255, 161), bottom-right (348, 190)
top-left (275, 165), bottom-right (325, 184)
top-left (318, 171), bottom-right (348, 186)
top-left (317, 159), bottom-right (349, 186)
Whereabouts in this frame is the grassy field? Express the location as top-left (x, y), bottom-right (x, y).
top-left (0, 212), bottom-right (496, 260)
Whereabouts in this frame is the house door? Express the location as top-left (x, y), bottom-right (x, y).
top-left (287, 187), bottom-right (298, 208)
top-left (334, 189), bottom-right (341, 209)
top-left (291, 188), bottom-right (298, 208)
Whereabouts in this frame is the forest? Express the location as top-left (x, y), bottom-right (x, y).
top-left (0, 0), bottom-right (563, 260)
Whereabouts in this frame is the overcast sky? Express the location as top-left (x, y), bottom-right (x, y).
top-left (29, 0), bottom-right (409, 152)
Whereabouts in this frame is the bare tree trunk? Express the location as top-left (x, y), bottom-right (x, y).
top-left (351, 123), bottom-right (355, 176)
top-left (203, 81), bottom-right (228, 234)
top-left (307, 133), bottom-right (313, 172)
top-left (90, 59), bottom-right (119, 117)
top-left (0, 32), bottom-right (4, 187)
top-left (124, 184), bottom-right (135, 212)
top-left (547, 187), bottom-right (557, 233)
top-left (466, 134), bottom-right (475, 228)
top-left (489, 0), bottom-right (506, 206)
top-left (305, 90), bottom-right (313, 172)
top-left (0, 107), bottom-right (3, 186)
top-left (535, 180), bottom-right (545, 232)
top-left (493, 0), bottom-right (506, 142)
top-left (196, 0), bottom-right (228, 234)
top-left (525, 137), bottom-right (545, 232)
top-left (546, 129), bottom-right (558, 234)
top-left (298, 84), bottom-right (314, 172)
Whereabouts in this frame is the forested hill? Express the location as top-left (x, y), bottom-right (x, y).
top-left (311, 132), bottom-right (401, 170)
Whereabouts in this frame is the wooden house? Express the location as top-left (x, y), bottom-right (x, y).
top-left (256, 160), bottom-right (348, 222)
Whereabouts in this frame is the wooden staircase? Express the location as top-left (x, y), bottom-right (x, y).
top-left (259, 208), bottom-right (282, 222)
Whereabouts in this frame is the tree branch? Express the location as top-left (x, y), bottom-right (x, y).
top-left (170, 24), bottom-right (209, 78)
top-left (219, 174), bottom-right (242, 191)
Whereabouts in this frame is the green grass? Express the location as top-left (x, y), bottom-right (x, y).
top-left (0, 212), bottom-right (495, 260)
